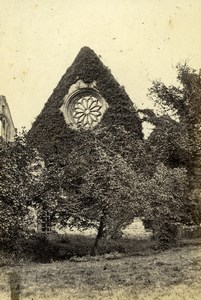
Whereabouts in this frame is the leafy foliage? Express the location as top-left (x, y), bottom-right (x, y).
top-left (148, 64), bottom-right (201, 171)
top-left (143, 164), bottom-right (188, 220)
top-left (139, 111), bottom-right (190, 168)
top-left (28, 47), bottom-right (142, 158)
top-left (2, 61), bottom-right (201, 257)
top-left (31, 63), bottom-right (201, 249)
top-left (140, 64), bottom-right (201, 225)
top-left (32, 131), bottom-right (145, 253)
top-left (140, 163), bottom-right (191, 248)
top-left (0, 131), bottom-right (37, 249)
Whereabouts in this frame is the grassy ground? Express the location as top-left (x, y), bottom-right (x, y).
top-left (0, 238), bottom-right (201, 299)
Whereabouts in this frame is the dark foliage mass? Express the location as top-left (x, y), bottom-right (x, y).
top-left (26, 47), bottom-right (145, 254)
top-left (28, 47), bottom-right (142, 159)
top-left (27, 59), bottom-right (201, 252)
top-left (2, 51), bottom-right (200, 258)
top-left (148, 64), bottom-right (201, 172)
top-left (0, 132), bottom-right (37, 249)
top-left (140, 64), bottom-right (201, 226)
top-left (12, 233), bottom-right (156, 263)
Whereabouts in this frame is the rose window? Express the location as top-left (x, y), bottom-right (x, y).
top-left (61, 88), bottom-right (108, 129)
top-left (72, 96), bottom-right (102, 128)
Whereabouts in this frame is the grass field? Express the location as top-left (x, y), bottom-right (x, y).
top-left (0, 238), bottom-right (201, 300)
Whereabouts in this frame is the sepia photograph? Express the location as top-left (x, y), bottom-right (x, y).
top-left (0, 0), bottom-right (201, 299)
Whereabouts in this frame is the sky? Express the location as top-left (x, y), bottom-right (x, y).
top-left (0, 0), bottom-right (201, 131)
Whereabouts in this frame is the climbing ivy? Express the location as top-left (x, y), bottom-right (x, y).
top-left (28, 47), bottom-right (142, 159)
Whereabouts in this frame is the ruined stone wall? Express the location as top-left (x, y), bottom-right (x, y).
top-left (0, 95), bottom-right (16, 142)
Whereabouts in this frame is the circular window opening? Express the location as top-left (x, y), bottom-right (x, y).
top-left (64, 88), bottom-right (107, 129)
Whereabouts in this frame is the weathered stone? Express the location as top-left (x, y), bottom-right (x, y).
top-left (0, 95), bottom-right (16, 142)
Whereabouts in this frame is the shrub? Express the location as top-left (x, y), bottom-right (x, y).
top-left (152, 222), bottom-right (179, 249)
top-left (9, 233), bottom-right (155, 263)
top-left (0, 133), bottom-right (37, 250)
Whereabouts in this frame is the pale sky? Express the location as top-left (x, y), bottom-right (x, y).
top-left (0, 0), bottom-right (201, 130)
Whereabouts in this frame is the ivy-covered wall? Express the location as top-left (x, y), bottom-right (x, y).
top-left (28, 47), bottom-right (143, 158)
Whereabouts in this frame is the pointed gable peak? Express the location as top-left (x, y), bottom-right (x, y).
top-left (28, 47), bottom-right (143, 154)
top-left (75, 46), bottom-right (100, 60)
top-left (68, 46), bottom-right (105, 84)
top-left (77, 46), bottom-right (96, 55)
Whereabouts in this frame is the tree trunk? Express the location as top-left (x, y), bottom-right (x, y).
top-left (91, 215), bottom-right (105, 256)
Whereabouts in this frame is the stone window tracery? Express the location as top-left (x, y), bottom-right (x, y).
top-left (61, 86), bottom-right (108, 130)
top-left (72, 95), bottom-right (103, 128)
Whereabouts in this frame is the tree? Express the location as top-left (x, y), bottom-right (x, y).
top-left (148, 64), bottom-right (201, 172)
top-left (76, 146), bottom-right (144, 254)
top-left (0, 131), bottom-right (37, 249)
top-left (140, 64), bottom-right (201, 224)
top-left (33, 130), bottom-right (144, 254)
top-left (142, 163), bottom-right (190, 248)
top-left (95, 125), bottom-right (152, 175)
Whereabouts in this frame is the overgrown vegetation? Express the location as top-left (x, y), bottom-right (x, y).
top-left (0, 131), bottom-right (37, 250)
top-left (28, 47), bottom-right (143, 157)
top-left (140, 64), bottom-right (201, 223)
top-left (5, 233), bottom-right (155, 264)
top-left (139, 64), bottom-right (201, 246)
top-left (1, 59), bottom-right (201, 259)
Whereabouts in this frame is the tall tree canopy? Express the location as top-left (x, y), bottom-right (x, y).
top-left (139, 64), bottom-right (201, 224)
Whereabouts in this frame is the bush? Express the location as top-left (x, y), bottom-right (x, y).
top-left (6, 233), bottom-right (156, 263)
top-left (153, 222), bottom-right (179, 249)
top-left (0, 133), bottom-right (37, 250)
top-left (178, 225), bottom-right (201, 239)
top-left (18, 233), bottom-right (94, 263)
